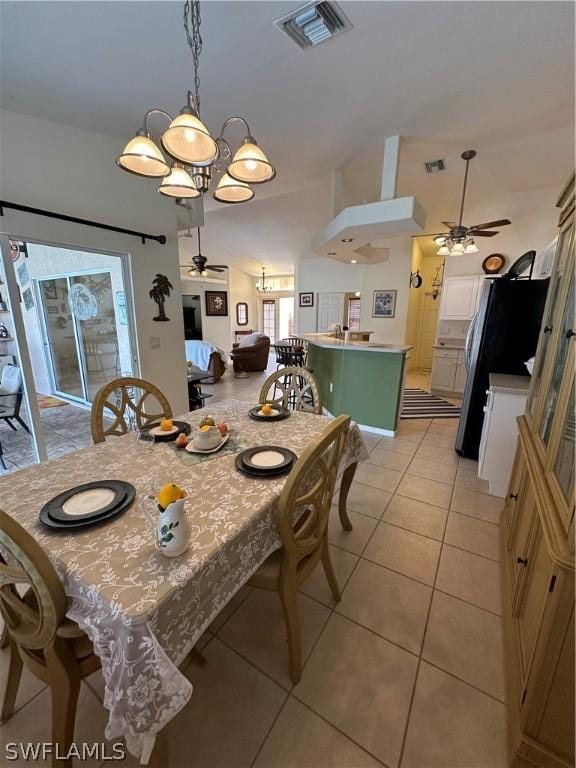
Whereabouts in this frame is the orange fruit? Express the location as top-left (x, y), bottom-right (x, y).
top-left (160, 419), bottom-right (173, 431)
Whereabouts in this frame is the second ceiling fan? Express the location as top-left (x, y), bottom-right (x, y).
top-left (180, 225), bottom-right (228, 275)
top-left (417, 150), bottom-right (511, 256)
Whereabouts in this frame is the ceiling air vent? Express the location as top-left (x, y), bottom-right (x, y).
top-left (424, 159), bottom-right (446, 174)
top-left (274, 1), bottom-right (353, 50)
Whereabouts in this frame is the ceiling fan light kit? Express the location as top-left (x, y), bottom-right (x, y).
top-left (116, 1), bottom-right (276, 207)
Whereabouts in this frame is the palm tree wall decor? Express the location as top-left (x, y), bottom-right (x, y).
top-left (149, 273), bottom-right (173, 321)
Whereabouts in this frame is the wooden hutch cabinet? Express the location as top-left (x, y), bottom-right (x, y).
top-left (502, 173), bottom-right (575, 768)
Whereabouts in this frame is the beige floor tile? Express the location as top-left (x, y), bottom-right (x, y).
top-left (254, 697), bottom-right (382, 768)
top-left (0, 644), bottom-right (46, 715)
top-left (421, 432), bottom-right (456, 449)
top-left (402, 662), bottom-right (508, 768)
top-left (299, 545), bottom-right (358, 607)
top-left (355, 463), bottom-right (403, 493)
top-left (429, 419), bottom-right (459, 433)
top-left (382, 495), bottom-right (447, 541)
top-left (359, 431), bottom-right (382, 451)
top-left (295, 613), bottom-right (418, 768)
top-left (328, 509), bottom-right (378, 555)
top-left (406, 456), bottom-right (457, 486)
top-left (377, 436), bottom-right (419, 457)
top-left (364, 523), bottom-right (441, 586)
top-left (458, 456), bottom-right (479, 470)
top-left (436, 545), bottom-right (502, 615)
top-left (337, 559), bottom-right (431, 654)
top-left (368, 447), bottom-right (412, 473)
top-left (455, 467), bottom-right (491, 494)
top-left (445, 512), bottom-right (500, 561)
top-left (0, 684), bottom-right (109, 767)
top-left (423, 591), bottom-right (505, 701)
top-left (209, 584), bottom-right (254, 633)
top-left (392, 425), bottom-right (425, 443)
top-left (172, 638), bottom-right (286, 768)
top-left (218, 587), bottom-right (330, 688)
top-left (414, 444), bottom-right (459, 467)
top-left (396, 474), bottom-right (453, 509)
top-left (451, 486), bottom-right (503, 524)
top-left (345, 481), bottom-right (392, 519)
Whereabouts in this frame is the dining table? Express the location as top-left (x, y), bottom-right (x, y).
top-left (0, 398), bottom-right (369, 763)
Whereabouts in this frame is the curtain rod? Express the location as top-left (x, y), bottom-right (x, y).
top-left (0, 201), bottom-right (167, 245)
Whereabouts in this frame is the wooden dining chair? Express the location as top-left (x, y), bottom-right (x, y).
top-left (0, 509), bottom-right (101, 767)
top-left (249, 414), bottom-right (350, 684)
top-left (91, 376), bottom-right (173, 444)
top-left (259, 366), bottom-right (322, 415)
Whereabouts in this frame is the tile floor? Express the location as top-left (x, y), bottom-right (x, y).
top-left (0, 405), bottom-right (508, 768)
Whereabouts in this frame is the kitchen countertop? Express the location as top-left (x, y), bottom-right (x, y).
top-left (433, 342), bottom-right (465, 350)
top-left (301, 333), bottom-right (412, 354)
top-left (489, 373), bottom-right (532, 394)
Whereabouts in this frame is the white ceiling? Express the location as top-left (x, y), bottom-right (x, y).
top-left (1, 1), bottom-right (574, 274)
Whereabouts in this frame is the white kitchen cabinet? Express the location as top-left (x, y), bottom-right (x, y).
top-left (478, 374), bottom-right (531, 497)
top-left (454, 355), bottom-right (467, 393)
top-left (439, 276), bottom-right (483, 320)
top-left (431, 348), bottom-right (458, 392)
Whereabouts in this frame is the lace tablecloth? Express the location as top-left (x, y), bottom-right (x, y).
top-left (0, 400), bottom-right (368, 762)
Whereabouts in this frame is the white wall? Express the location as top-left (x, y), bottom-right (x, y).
top-left (180, 275), bottom-right (231, 355)
top-left (0, 109), bottom-right (188, 413)
top-left (228, 267), bottom-right (256, 335)
top-left (296, 237), bottom-right (413, 345)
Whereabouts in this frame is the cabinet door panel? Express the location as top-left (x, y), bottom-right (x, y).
top-left (527, 224), bottom-right (574, 421)
top-left (505, 446), bottom-right (527, 544)
top-left (510, 485), bottom-right (537, 606)
top-left (431, 358), bottom-right (456, 390)
top-left (454, 360), bottom-right (467, 393)
top-left (515, 528), bottom-right (554, 684)
top-left (439, 277), bottom-right (479, 320)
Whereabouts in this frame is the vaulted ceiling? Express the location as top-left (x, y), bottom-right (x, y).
top-left (1, 1), bottom-right (574, 274)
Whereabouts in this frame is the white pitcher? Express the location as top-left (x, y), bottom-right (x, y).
top-left (141, 496), bottom-right (191, 557)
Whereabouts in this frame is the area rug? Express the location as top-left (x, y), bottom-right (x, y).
top-left (401, 388), bottom-right (461, 420)
top-left (37, 394), bottom-right (68, 409)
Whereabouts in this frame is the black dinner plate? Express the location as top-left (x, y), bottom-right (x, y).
top-left (236, 446), bottom-right (297, 478)
top-left (248, 406), bottom-right (290, 422)
top-left (141, 420), bottom-right (191, 442)
top-left (39, 481), bottom-right (136, 530)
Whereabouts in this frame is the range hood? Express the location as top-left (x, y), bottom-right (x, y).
top-left (312, 136), bottom-right (426, 263)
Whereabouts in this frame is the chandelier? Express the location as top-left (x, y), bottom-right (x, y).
top-left (256, 268), bottom-right (272, 293)
top-left (116, 1), bottom-right (276, 205)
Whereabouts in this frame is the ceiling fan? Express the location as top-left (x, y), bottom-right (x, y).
top-left (179, 225), bottom-right (228, 275)
top-left (415, 150), bottom-right (511, 256)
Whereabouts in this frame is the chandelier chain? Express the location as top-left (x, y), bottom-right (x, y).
top-left (183, 0), bottom-right (203, 114)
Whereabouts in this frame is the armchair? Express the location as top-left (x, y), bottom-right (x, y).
top-left (231, 333), bottom-right (270, 373)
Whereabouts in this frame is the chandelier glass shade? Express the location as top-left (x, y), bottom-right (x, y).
top-left (116, 132), bottom-right (171, 177)
top-left (213, 173), bottom-right (254, 204)
top-left (227, 140), bottom-right (276, 184)
top-left (115, 1), bottom-right (275, 207)
top-left (161, 109), bottom-right (219, 166)
top-left (158, 164), bottom-right (200, 198)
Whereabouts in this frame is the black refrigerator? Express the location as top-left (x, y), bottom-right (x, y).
top-left (455, 277), bottom-right (549, 459)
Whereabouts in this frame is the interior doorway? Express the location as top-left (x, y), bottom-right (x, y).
top-left (260, 295), bottom-right (295, 343)
top-left (417, 292), bottom-right (440, 370)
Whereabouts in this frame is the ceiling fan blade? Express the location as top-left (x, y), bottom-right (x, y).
top-left (468, 219), bottom-right (511, 231)
top-left (411, 233), bottom-right (449, 239)
top-left (442, 221), bottom-right (458, 230)
top-left (473, 231), bottom-right (499, 237)
top-left (206, 266), bottom-right (227, 273)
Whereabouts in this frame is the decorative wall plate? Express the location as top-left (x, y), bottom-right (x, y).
top-left (482, 254), bottom-right (505, 274)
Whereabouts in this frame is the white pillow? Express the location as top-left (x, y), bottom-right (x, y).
top-left (238, 333), bottom-right (262, 348)
top-left (0, 365), bottom-right (22, 394)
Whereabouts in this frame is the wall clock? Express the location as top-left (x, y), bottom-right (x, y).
top-left (482, 254), bottom-right (505, 274)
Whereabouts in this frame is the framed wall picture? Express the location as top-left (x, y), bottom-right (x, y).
top-left (22, 287), bottom-right (34, 311)
top-left (42, 280), bottom-right (58, 300)
top-left (205, 291), bottom-right (228, 316)
top-left (299, 292), bottom-right (314, 308)
top-left (372, 289), bottom-right (397, 318)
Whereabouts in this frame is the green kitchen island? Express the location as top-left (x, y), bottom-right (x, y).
top-left (302, 333), bottom-right (412, 434)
